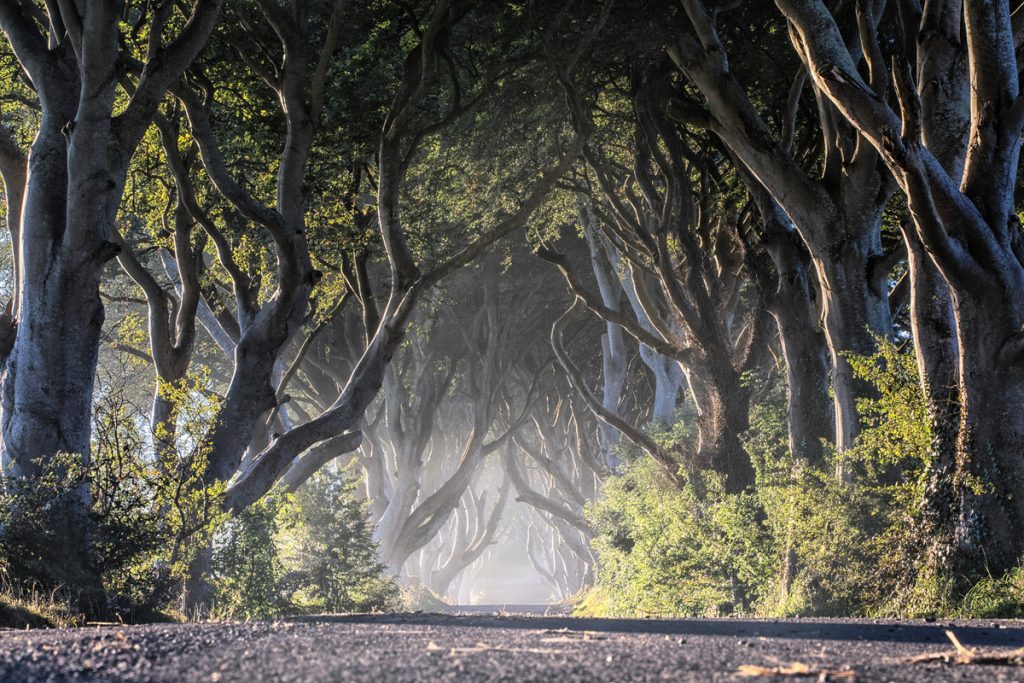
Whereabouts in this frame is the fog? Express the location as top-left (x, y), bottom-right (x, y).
top-left (463, 530), bottom-right (558, 606)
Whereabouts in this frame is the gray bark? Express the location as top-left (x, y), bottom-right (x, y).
top-left (670, 3), bottom-right (895, 458)
top-left (583, 213), bottom-right (628, 465)
top-left (608, 246), bottom-right (683, 425)
top-left (0, 2), bottom-right (221, 612)
top-left (0, 122), bottom-right (25, 332)
top-left (901, 0), bottom-right (967, 568)
top-left (428, 481), bottom-right (508, 597)
top-left (776, 0), bottom-right (1024, 586)
top-left (740, 182), bottom-right (833, 466)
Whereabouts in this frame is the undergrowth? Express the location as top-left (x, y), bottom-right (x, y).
top-left (0, 579), bottom-right (81, 629)
top-left (578, 341), bottom-right (1024, 619)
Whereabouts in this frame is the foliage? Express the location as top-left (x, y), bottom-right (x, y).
top-left (0, 451), bottom-right (98, 610)
top-left (584, 457), bottom-right (778, 617)
top-left (581, 342), bottom-right (953, 618)
top-left (212, 499), bottom-right (285, 620)
top-left (0, 579), bottom-right (81, 630)
top-left (278, 467), bottom-right (400, 614)
top-left (211, 466), bottom-right (399, 619)
top-left (958, 568), bottom-right (1024, 618)
top-left (0, 372), bottom-right (225, 622)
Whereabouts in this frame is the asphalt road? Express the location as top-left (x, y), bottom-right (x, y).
top-left (2, 612), bottom-right (1024, 682)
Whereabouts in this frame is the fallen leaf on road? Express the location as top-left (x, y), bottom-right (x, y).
top-left (539, 628), bottom-right (606, 641)
top-left (737, 661), bottom-right (856, 679)
top-left (900, 630), bottom-right (1024, 666)
top-left (448, 642), bottom-right (494, 655)
top-left (541, 636), bottom-right (588, 643)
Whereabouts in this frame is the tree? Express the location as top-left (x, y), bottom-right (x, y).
top-left (670, 1), bottom-right (899, 464)
top-left (542, 64), bottom-right (770, 492)
top-left (0, 1), bottom-right (222, 611)
top-left (775, 0), bottom-right (1024, 588)
top-left (219, 0), bottom-right (582, 517)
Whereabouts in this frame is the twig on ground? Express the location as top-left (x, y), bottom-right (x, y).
top-left (900, 630), bottom-right (1024, 666)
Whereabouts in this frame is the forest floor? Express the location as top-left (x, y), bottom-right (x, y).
top-left (1, 612), bottom-right (1024, 681)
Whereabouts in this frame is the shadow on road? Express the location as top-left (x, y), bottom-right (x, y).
top-left (289, 613), bottom-right (1024, 647)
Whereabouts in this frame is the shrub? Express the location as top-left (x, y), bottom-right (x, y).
top-left (581, 342), bottom-right (948, 618)
top-left (278, 467), bottom-right (400, 614)
top-left (585, 456), bottom-right (777, 617)
top-left (958, 568), bottom-right (1024, 618)
top-left (212, 499), bottom-right (285, 620)
top-left (0, 376), bottom-right (224, 621)
top-left (211, 465), bottom-right (399, 619)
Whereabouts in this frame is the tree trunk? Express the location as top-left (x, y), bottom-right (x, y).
top-left (947, 295), bottom-right (1024, 585)
top-left (908, 0), bottom-right (968, 579)
top-left (744, 179), bottom-right (834, 466)
top-left (771, 297), bottom-right (833, 466)
top-left (152, 390), bottom-right (178, 460)
top-left (904, 234), bottom-right (961, 568)
top-left (770, 0), bottom-right (1024, 594)
top-left (1, 118), bottom-right (112, 611)
top-left (644, 350), bottom-right (682, 425)
top-left (1, 266), bottom-right (106, 474)
top-left (813, 232), bottom-right (891, 464)
top-left (584, 216), bottom-right (628, 464)
top-left (182, 545), bottom-right (215, 619)
top-left (204, 344), bottom-right (284, 483)
top-left (668, 15), bottom-right (893, 461)
top-left (375, 467), bottom-right (421, 571)
top-left (685, 364), bottom-right (754, 493)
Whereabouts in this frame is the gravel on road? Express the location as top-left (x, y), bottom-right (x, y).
top-left (1, 612), bottom-right (1024, 682)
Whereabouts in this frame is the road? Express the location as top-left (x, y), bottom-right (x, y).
top-left (1, 612), bottom-right (1023, 681)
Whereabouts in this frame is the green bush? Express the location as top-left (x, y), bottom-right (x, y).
top-left (278, 467), bottom-right (400, 614)
top-left (0, 382), bottom-right (223, 621)
top-left (587, 458), bottom-right (777, 617)
top-left (958, 568), bottom-right (1024, 618)
top-left (581, 342), bottom-right (951, 618)
top-left (0, 372), bottom-right (397, 623)
top-left (0, 452), bottom-right (99, 605)
top-left (211, 465), bottom-right (399, 619)
top-left (212, 499), bottom-right (286, 620)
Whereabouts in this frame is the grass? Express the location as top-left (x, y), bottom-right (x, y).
top-left (957, 567), bottom-right (1024, 618)
top-left (0, 581), bottom-right (81, 629)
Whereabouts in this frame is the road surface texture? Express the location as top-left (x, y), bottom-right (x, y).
top-left (2, 612), bottom-right (1024, 681)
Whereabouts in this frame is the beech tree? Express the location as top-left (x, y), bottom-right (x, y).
top-left (419, 474), bottom-right (509, 599)
top-left (670, 1), bottom-right (899, 462)
top-left (542, 65), bottom-right (770, 492)
top-left (9, 0), bottom-right (1024, 619)
top-left (774, 0), bottom-right (1024, 586)
top-left (0, 1), bottom-right (222, 608)
top-left (218, 0), bottom-right (583, 519)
